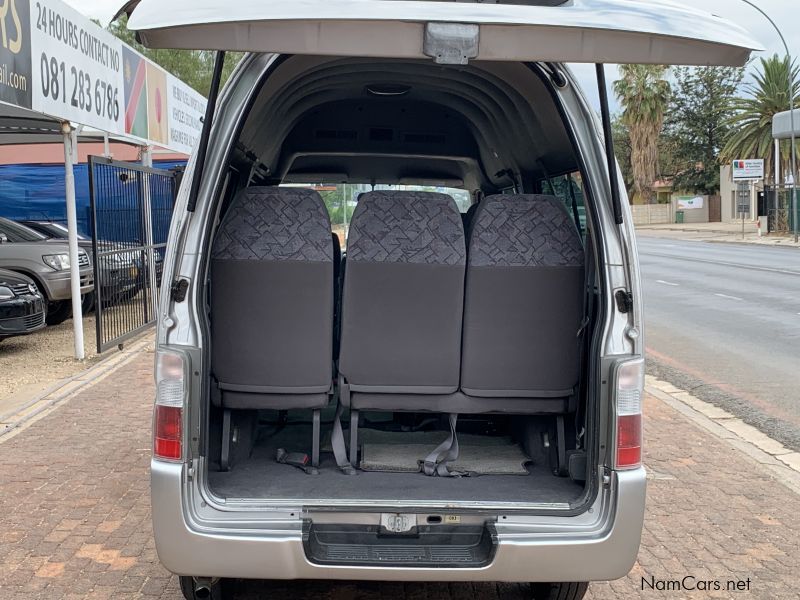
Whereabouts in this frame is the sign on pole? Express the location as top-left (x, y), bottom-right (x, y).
top-left (1, 0), bottom-right (206, 153)
top-left (732, 159), bottom-right (765, 181)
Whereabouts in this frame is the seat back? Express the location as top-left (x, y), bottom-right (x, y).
top-left (339, 191), bottom-right (466, 393)
top-left (210, 187), bottom-right (333, 406)
top-left (461, 194), bottom-right (585, 398)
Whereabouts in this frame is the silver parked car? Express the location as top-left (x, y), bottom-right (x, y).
top-left (121, 1), bottom-right (758, 598)
top-left (0, 218), bottom-right (94, 325)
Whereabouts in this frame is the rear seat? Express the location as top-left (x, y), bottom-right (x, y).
top-left (461, 194), bottom-right (586, 412)
top-left (338, 190), bottom-right (467, 463)
top-left (210, 187), bottom-right (334, 468)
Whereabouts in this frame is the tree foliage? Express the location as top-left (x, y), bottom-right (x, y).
top-left (614, 65), bottom-right (671, 204)
top-left (720, 55), bottom-right (800, 184)
top-left (663, 66), bottom-right (744, 195)
top-left (107, 16), bottom-right (243, 96)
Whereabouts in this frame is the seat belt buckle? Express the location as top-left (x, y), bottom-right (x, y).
top-left (276, 448), bottom-right (318, 475)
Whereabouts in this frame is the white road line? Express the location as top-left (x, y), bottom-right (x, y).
top-left (656, 280), bottom-right (680, 286)
top-left (714, 293), bottom-right (743, 301)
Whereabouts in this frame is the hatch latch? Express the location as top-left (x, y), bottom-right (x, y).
top-left (423, 23), bottom-right (480, 65)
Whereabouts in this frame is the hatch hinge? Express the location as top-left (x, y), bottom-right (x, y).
top-left (423, 23), bottom-right (480, 65)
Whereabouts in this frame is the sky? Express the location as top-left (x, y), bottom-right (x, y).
top-left (67, 0), bottom-right (799, 111)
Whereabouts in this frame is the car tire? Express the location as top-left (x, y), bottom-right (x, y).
top-left (45, 301), bottom-right (72, 326)
top-left (179, 576), bottom-right (228, 600)
top-left (82, 291), bottom-right (96, 314)
top-left (530, 582), bottom-right (589, 600)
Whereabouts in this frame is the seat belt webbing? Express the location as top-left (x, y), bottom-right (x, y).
top-left (330, 402), bottom-right (356, 475)
top-left (422, 414), bottom-right (468, 477)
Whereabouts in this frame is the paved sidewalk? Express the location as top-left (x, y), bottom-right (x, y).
top-left (0, 351), bottom-right (798, 599)
top-left (636, 223), bottom-right (800, 247)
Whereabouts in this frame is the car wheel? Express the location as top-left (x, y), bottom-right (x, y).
top-left (179, 576), bottom-right (228, 600)
top-left (530, 582), bottom-right (589, 600)
top-left (45, 301), bottom-right (72, 326)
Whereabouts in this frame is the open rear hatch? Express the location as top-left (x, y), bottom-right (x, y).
top-left (137, 0), bottom-right (759, 513)
top-left (121, 0), bottom-right (759, 66)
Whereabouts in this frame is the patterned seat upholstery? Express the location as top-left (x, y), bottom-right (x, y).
top-left (210, 187), bottom-right (334, 411)
top-left (461, 194), bottom-right (585, 407)
top-left (339, 191), bottom-right (466, 404)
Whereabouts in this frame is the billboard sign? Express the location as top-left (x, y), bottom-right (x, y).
top-left (0, 0), bottom-right (205, 154)
top-left (0, 0), bottom-right (33, 108)
top-left (732, 159), bottom-right (764, 181)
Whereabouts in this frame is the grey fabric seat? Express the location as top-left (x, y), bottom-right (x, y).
top-left (210, 187), bottom-right (334, 466)
top-left (461, 194), bottom-right (586, 413)
top-left (339, 190), bottom-right (466, 401)
top-left (337, 191), bottom-right (467, 462)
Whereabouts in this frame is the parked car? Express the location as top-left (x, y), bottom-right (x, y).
top-left (0, 217), bottom-right (94, 325)
top-left (0, 268), bottom-right (46, 343)
top-left (122, 1), bottom-right (759, 598)
top-left (18, 220), bottom-right (143, 307)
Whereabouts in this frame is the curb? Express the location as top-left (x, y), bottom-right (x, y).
top-left (0, 334), bottom-right (154, 444)
top-left (646, 376), bottom-right (800, 496)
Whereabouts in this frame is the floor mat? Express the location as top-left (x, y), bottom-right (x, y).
top-left (360, 442), bottom-right (531, 475)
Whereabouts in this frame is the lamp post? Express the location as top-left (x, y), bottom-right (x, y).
top-left (738, 0), bottom-right (797, 241)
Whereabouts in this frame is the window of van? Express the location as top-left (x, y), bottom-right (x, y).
top-left (541, 172), bottom-right (586, 235)
top-left (282, 184), bottom-right (473, 248)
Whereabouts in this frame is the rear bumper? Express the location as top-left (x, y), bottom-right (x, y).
top-left (151, 461), bottom-right (646, 582)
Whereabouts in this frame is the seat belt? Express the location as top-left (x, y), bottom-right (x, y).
top-left (421, 414), bottom-right (472, 477)
top-left (330, 400), bottom-right (357, 475)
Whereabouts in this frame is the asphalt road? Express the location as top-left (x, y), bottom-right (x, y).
top-left (638, 236), bottom-right (800, 451)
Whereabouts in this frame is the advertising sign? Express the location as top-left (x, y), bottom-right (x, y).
top-left (677, 196), bottom-right (704, 210)
top-left (31, 0), bottom-right (124, 132)
top-left (732, 159), bottom-right (764, 181)
top-left (0, 0), bottom-right (205, 154)
top-left (0, 0), bottom-right (33, 108)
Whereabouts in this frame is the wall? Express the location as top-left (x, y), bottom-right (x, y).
top-left (672, 195), bottom-right (709, 224)
top-left (631, 204), bottom-right (672, 225)
top-left (0, 160), bottom-right (186, 237)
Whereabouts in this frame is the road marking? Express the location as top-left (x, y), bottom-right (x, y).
top-left (640, 252), bottom-right (800, 276)
top-left (714, 293), bottom-right (743, 301)
top-left (656, 280), bottom-right (680, 286)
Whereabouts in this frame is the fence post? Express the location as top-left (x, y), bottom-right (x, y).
top-left (141, 146), bottom-right (159, 319)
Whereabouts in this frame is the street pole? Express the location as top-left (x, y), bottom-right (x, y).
top-left (739, 0), bottom-right (797, 241)
top-left (62, 122), bottom-right (85, 361)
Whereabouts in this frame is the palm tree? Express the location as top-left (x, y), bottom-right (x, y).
top-left (720, 55), bottom-right (800, 184)
top-left (614, 65), bottom-right (671, 204)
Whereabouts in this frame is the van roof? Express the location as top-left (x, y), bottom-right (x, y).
top-left (125, 0), bottom-right (761, 67)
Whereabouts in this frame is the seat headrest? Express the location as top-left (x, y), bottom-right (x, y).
top-left (212, 187), bottom-right (332, 262)
top-left (347, 191), bottom-right (466, 265)
top-left (470, 194), bottom-right (584, 267)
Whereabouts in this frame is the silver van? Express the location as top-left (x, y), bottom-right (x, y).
top-left (123, 1), bottom-right (758, 598)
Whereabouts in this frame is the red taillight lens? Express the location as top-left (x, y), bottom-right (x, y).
top-left (614, 358), bottom-right (644, 470)
top-left (153, 350), bottom-right (186, 462)
top-left (154, 405), bottom-right (182, 460)
top-left (616, 414), bottom-right (642, 468)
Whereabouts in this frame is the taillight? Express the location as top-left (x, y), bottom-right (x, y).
top-left (614, 358), bottom-right (644, 469)
top-left (154, 350), bottom-right (186, 461)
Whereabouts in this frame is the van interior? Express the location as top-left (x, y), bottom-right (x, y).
top-left (200, 56), bottom-right (599, 509)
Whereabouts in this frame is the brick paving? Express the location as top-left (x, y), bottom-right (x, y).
top-left (0, 350), bottom-right (798, 599)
